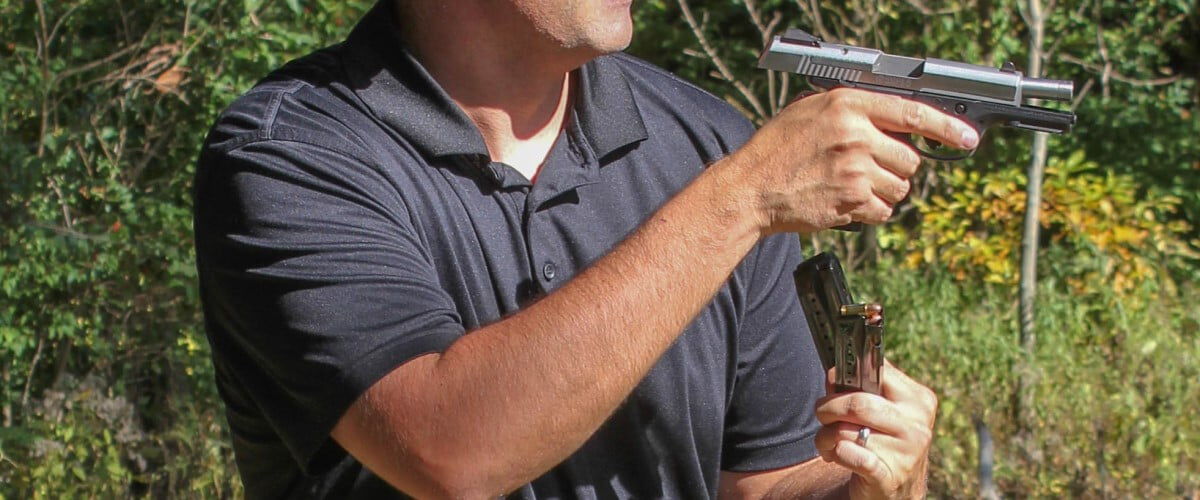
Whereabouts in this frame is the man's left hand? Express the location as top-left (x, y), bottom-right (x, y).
top-left (814, 360), bottom-right (938, 500)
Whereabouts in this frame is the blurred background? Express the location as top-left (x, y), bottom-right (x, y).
top-left (0, 0), bottom-right (1196, 497)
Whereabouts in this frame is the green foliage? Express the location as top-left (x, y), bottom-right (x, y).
top-left (864, 259), bottom-right (1200, 497)
top-left (0, 0), bottom-right (369, 496)
top-left (3, 374), bottom-right (238, 498)
top-left (887, 150), bottom-right (1198, 290)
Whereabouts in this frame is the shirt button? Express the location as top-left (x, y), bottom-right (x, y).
top-left (542, 262), bottom-right (557, 280)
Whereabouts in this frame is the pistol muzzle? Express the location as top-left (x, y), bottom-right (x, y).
top-left (1021, 77), bottom-right (1074, 102)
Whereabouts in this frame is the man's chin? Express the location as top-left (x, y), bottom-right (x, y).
top-left (587, 22), bottom-right (634, 54)
top-left (575, 42), bottom-right (631, 67)
top-left (555, 17), bottom-right (633, 64)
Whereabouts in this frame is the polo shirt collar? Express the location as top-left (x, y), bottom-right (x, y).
top-left (574, 57), bottom-right (648, 162)
top-left (342, 0), bottom-right (647, 163)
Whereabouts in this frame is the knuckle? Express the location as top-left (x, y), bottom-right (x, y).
top-left (829, 121), bottom-right (863, 148)
top-left (848, 192), bottom-right (871, 209)
top-left (845, 394), bottom-right (875, 418)
top-left (923, 386), bottom-right (940, 414)
top-left (842, 396), bottom-right (863, 418)
top-left (908, 422), bottom-right (933, 444)
top-left (872, 203), bottom-right (894, 224)
top-left (835, 136), bottom-right (868, 154)
top-left (902, 101), bottom-right (926, 130)
top-left (845, 179), bottom-right (872, 205)
top-left (835, 158), bottom-right (865, 181)
top-left (879, 397), bottom-right (902, 421)
top-left (898, 144), bottom-right (921, 174)
top-left (826, 87), bottom-right (854, 102)
top-left (942, 117), bottom-right (960, 142)
top-left (826, 88), bottom-right (861, 113)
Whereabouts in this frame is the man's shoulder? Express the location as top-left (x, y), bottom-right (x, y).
top-left (201, 45), bottom-right (379, 162)
top-left (604, 52), bottom-right (755, 141)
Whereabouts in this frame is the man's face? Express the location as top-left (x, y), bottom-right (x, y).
top-left (508, 0), bottom-right (634, 55)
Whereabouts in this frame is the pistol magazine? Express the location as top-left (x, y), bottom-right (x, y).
top-left (794, 252), bottom-right (884, 394)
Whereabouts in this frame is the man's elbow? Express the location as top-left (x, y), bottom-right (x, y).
top-left (331, 354), bottom-right (527, 498)
top-left (334, 416), bottom-right (516, 498)
top-left (398, 446), bottom-right (516, 499)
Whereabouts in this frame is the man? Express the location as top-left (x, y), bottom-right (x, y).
top-left (194, 0), bottom-right (976, 498)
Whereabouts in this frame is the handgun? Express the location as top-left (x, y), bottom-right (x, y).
top-left (759, 28), bottom-right (1076, 160)
top-left (794, 252), bottom-right (883, 394)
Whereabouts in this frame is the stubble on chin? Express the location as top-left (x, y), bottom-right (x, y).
top-left (534, 1), bottom-right (633, 55)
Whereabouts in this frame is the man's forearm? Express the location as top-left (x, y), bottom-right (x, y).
top-left (334, 156), bottom-right (765, 497)
top-left (719, 458), bottom-right (851, 500)
top-left (763, 460), bottom-right (851, 500)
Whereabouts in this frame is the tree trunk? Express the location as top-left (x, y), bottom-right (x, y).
top-left (1015, 0), bottom-right (1050, 457)
top-left (974, 415), bottom-right (999, 500)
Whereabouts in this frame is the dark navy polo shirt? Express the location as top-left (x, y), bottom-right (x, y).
top-left (193, 1), bottom-right (826, 498)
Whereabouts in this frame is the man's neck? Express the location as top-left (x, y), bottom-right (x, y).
top-left (397, 2), bottom-right (592, 180)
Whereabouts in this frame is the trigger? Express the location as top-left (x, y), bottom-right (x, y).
top-left (888, 131), bottom-right (933, 159)
top-left (888, 131), bottom-right (971, 161)
top-left (915, 134), bottom-right (973, 161)
top-left (886, 131), bottom-right (915, 149)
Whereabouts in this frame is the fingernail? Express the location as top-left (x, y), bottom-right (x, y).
top-left (960, 127), bottom-right (979, 149)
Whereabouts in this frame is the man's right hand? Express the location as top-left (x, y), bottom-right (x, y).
top-left (725, 88), bottom-right (980, 234)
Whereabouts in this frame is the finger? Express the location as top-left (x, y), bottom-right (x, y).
top-left (870, 130), bottom-right (922, 180)
top-left (847, 193), bottom-right (894, 225)
top-left (880, 361), bottom-right (939, 416)
top-left (816, 391), bottom-right (908, 436)
top-left (819, 424), bottom-right (908, 461)
top-left (815, 422), bottom-right (899, 454)
top-left (815, 421), bottom-right (862, 454)
top-left (865, 163), bottom-right (911, 206)
top-left (832, 439), bottom-right (894, 490)
top-left (853, 93), bottom-right (979, 150)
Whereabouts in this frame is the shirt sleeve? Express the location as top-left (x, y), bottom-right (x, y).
top-left (720, 233), bottom-right (826, 471)
top-left (193, 138), bottom-right (464, 473)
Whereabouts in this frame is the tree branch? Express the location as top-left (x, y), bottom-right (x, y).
top-left (795, 0), bottom-right (834, 42)
top-left (1071, 77), bottom-right (1095, 111)
top-left (1058, 54), bottom-right (1182, 87)
top-left (901, 0), bottom-right (969, 16)
top-left (677, 0), bottom-right (767, 120)
top-left (19, 335), bottom-right (45, 414)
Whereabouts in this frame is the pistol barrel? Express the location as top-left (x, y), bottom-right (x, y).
top-left (1021, 76), bottom-right (1074, 101)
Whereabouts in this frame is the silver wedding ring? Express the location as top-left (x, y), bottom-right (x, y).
top-left (856, 426), bottom-right (871, 447)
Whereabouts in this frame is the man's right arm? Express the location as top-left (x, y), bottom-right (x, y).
top-left (330, 89), bottom-right (978, 498)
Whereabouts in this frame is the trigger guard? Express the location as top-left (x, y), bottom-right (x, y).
top-left (889, 131), bottom-right (975, 161)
